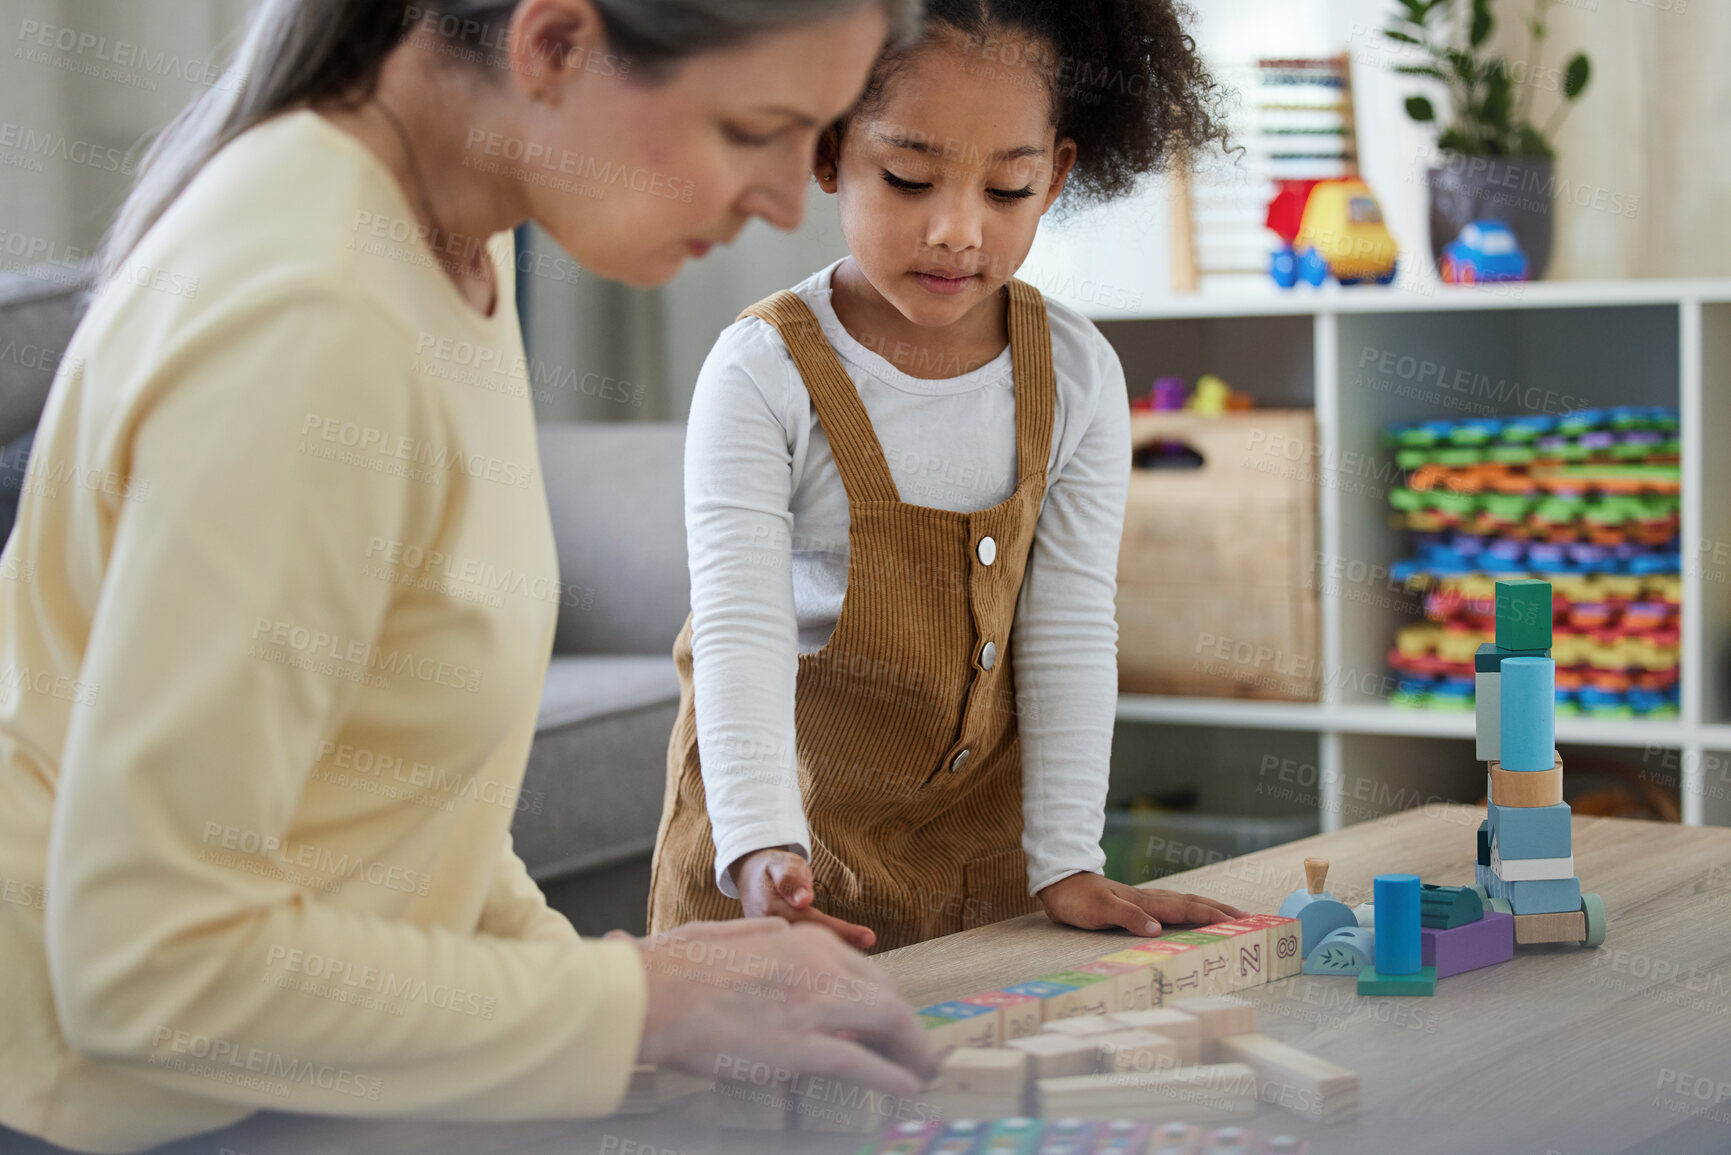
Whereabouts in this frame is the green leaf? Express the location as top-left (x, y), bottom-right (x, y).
top-left (1514, 123), bottom-right (1554, 158)
top-left (1394, 64), bottom-right (1449, 80)
top-left (1481, 60), bottom-right (1513, 129)
top-left (1398, 0), bottom-right (1427, 19)
top-left (1405, 95), bottom-right (1437, 122)
top-left (1470, 0), bottom-right (1494, 46)
top-left (1447, 48), bottom-right (1477, 83)
top-left (1437, 127), bottom-right (1474, 153)
top-left (1385, 28), bottom-right (1424, 45)
top-left (1564, 53), bottom-right (1591, 99)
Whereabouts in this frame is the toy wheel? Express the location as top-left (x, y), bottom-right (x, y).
top-left (1298, 247), bottom-right (1329, 287)
top-left (1377, 262), bottom-right (1398, 286)
top-left (1460, 263), bottom-right (1478, 285)
top-left (1581, 892), bottom-right (1606, 947)
top-left (1271, 247), bottom-right (1298, 289)
top-left (1487, 897), bottom-right (1512, 915)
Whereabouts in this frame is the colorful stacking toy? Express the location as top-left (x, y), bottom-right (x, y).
top-left (1474, 578), bottom-right (1607, 947)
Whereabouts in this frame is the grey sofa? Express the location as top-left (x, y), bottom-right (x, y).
top-left (0, 263), bottom-right (685, 937)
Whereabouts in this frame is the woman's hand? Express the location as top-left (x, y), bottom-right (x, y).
top-left (729, 847), bottom-right (877, 951)
top-left (618, 918), bottom-right (937, 1100)
top-left (1036, 872), bottom-right (1247, 936)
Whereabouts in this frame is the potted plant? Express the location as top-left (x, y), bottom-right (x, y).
top-left (1385, 0), bottom-right (1590, 278)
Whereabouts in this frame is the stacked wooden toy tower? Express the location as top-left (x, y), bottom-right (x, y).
top-left (1474, 578), bottom-right (1606, 947)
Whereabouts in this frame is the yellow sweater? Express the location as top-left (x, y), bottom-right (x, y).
top-left (0, 110), bottom-right (645, 1153)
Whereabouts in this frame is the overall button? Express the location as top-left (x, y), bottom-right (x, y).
top-left (977, 536), bottom-right (997, 566)
top-left (980, 640), bottom-right (998, 670)
top-left (949, 748), bottom-right (971, 773)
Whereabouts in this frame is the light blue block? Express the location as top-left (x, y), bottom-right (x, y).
top-left (1500, 656), bottom-right (1556, 772)
top-left (1303, 926), bottom-right (1376, 975)
top-left (1501, 876), bottom-right (1582, 915)
top-left (1475, 669), bottom-right (1501, 761)
top-left (1374, 874), bottom-right (1422, 976)
top-left (1489, 802), bottom-right (1573, 859)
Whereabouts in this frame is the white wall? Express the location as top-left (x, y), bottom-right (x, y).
top-left (6, 0), bottom-right (1725, 421)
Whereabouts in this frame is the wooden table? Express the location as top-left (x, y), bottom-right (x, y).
top-left (130, 808), bottom-right (1731, 1155)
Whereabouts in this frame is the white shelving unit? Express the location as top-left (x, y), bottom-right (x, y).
top-left (1054, 278), bottom-right (1731, 834)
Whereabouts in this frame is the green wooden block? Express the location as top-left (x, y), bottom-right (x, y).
top-left (1357, 965), bottom-right (1437, 996)
top-left (1495, 578), bottom-right (1553, 651)
top-left (1420, 883), bottom-right (1485, 929)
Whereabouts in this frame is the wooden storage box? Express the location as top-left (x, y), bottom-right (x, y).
top-left (1116, 411), bottom-right (1320, 701)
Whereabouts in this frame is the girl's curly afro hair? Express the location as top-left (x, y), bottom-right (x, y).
top-left (852, 0), bottom-right (1234, 208)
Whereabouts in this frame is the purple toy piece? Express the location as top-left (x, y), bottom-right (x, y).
top-left (1152, 376), bottom-right (1188, 411)
top-left (1421, 910), bottom-right (1514, 979)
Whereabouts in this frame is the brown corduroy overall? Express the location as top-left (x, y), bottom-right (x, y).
top-left (647, 280), bottom-right (1056, 953)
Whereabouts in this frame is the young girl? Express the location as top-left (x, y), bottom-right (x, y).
top-left (650, 0), bottom-right (1246, 953)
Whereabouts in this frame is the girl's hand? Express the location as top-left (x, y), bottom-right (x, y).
top-left (1036, 872), bottom-right (1248, 936)
top-left (730, 847), bottom-right (877, 951)
top-left (621, 918), bottom-right (937, 1098)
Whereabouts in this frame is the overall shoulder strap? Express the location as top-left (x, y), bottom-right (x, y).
top-left (1004, 279), bottom-right (1057, 488)
top-left (739, 292), bottom-right (900, 504)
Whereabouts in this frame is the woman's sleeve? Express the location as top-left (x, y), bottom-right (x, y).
top-left (44, 287), bottom-right (645, 1121)
top-left (1011, 332), bottom-right (1132, 894)
top-left (475, 835), bottom-right (579, 943)
top-left (682, 322), bottom-right (811, 897)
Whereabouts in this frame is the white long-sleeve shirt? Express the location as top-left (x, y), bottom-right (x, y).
top-left (686, 258), bottom-right (1130, 900)
top-left (0, 110), bottom-right (644, 1154)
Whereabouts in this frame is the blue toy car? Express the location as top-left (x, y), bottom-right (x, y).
top-left (1440, 220), bottom-right (1529, 284)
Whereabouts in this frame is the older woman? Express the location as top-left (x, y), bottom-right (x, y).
top-left (0, 1), bottom-right (934, 1150)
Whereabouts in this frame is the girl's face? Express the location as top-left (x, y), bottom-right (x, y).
top-left (819, 31), bottom-right (1076, 330)
top-left (515, 2), bottom-right (890, 287)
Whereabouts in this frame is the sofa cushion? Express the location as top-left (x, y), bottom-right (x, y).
top-left (514, 654), bottom-right (680, 882)
top-left (537, 421), bottom-right (688, 656)
top-left (0, 263), bottom-right (95, 446)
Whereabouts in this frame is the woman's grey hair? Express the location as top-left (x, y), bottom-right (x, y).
top-left (98, 0), bottom-right (924, 279)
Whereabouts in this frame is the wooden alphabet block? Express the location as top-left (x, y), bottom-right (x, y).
top-left (960, 990), bottom-right (1043, 1042)
top-left (1038, 970), bottom-right (1115, 1020)
top-left (1156, 931), bottom-right (1237, 995)
top-left (1040, 1013), bottom-right (1121, 1039)
top-left (1108, 1008), bottom-right (1203, 1064)
top-left (1122, 940), bottom-right (1204, 1002)
top-left (1090, 1028), bottom-right (1181, 1074)
top-left (1217, 1033), bottom-right (1360, 1124)
top-left (1071, 957), bottom-right (1155, 1012)
top-left (935, 1047), bottom-right (1029, 1097)
top-left (1002, 980), bottom-right (1081, 1024)
top-left (1006, 1030), bottom-right (1102, 1078)
top-left (1035, 1062), bottom-right (1259, 1124)
top-left (1167, 995), bottom-right (1258, 1044)
top-left (1232, 914), bottom-right (1303, 980)
top-left (1184, 920), bottom-right (1271, 991)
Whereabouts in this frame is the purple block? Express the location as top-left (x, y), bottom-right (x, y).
top-left (1421, 911), bottom-right (1515, 978)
